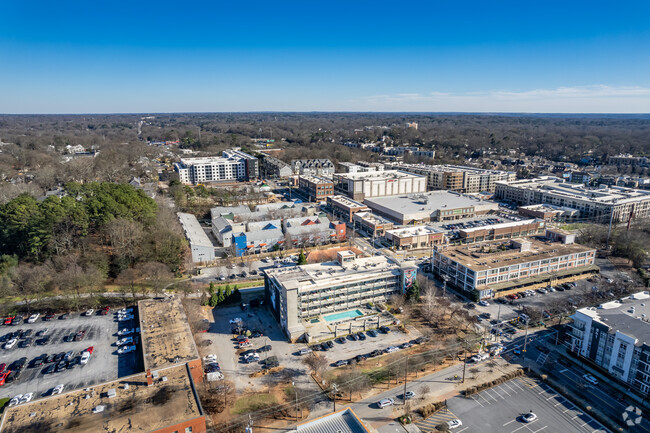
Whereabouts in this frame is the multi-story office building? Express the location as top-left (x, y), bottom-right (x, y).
top-left (364, 191), bottom-right (499, 225)
top-left (298, 175), bottom-right (334, 202)
top-left (384, 163), bottom-right (516, 193)
top-left (264, 251), bottom-right (417, 340)
top-left (567, 292), bottom-right (650, 395)
top-left (173, 149), bottom-right (258, 185)
top-left (327, 195), bottom-right (370, 223)
top-left (291, 159), bottom-right (335, 176)
top-left (495, 177), bottom-right (650, 223)
top-left (431, 235), bottom-right (597, 299)
top-left (333, 170), bottom-right (426, 201)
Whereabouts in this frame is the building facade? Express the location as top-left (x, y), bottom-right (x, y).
top-left (177, 212), bottom-right (215, 263)
top-left (567, 292), bottom-right (650, 395)
top-left (384, 163), bottom-right (516, 193)
top-left (352, 212), bottom-right (395, 237)
top-left (431, 235), bottom-right (597, 300)
top-left (495, 177), bottom-right (650, 223)
top-left (298, 175), bottom-right (335, 202)
top-left (332, 170), bottom-right (426, 201)
top-left (385, 226), bottom-right (445, 250)
top-left (456, 219), bottom-right (546, 244)
top-left (262, 155), bottom-right (293, 178)
top-left (264, 251), bottom-right (417, 340)
top-left (173, 149), bottom-right (258, 185)
top-left (291, 159), bottom-right (335, 176)
top-left (327, 195), bottom-right (370, 223)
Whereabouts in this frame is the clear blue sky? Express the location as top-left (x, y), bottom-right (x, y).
top-left (1, 1), bottom-right (649, 113)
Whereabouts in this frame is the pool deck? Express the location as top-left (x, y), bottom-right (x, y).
top-left (323, 309), bottom-right (363, 323)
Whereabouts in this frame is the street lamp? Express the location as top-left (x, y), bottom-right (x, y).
top-left (442, 275), bottom-right (450, 297)
top-left (292, 381), bottom-right (298, 421)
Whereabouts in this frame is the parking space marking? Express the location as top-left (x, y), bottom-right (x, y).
top-left (470, 395), bottom-right (484, 407)
top-left (503, 419), bottom-right (517, 426)
top-left (511, 420), bottom-right (538, 433)
top-left (531, 426), bottom-right (548, 433)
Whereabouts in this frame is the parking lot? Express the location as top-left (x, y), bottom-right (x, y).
top-left (0, 308), bottom-right (142, 400)
top-left (417, 377), bottom-right (608, 433)
top-left (307, 326), bottom-right (424, 366)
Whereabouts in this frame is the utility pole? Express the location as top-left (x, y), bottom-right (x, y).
top-left (331, 383), bottom-right (338, 413)
top-left (606, 208), bottom-right (614, 250)
top-left (522, 322), bottom-right (530, 359)
top-left (292, 381), bottom-right (298, 421)
top-left (403, 356), bottom-right (409, 411)
top-left (461, 348), bottom-right (467, 383)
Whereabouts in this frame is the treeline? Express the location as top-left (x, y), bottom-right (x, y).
top-left (0, 183), bottom-right (188, 309)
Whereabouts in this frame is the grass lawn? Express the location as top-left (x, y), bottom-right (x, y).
top-left (231, 393), bottom-right (278, 415)
top-left (211, 280), bottom-right (264, 290)
top-left (0, 397), bottom-right (9, 413)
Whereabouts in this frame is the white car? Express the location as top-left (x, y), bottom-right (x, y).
top-left (19, 393), bottom-right (34, 404)
top-left (52, 384), bottom-right (65, 395)
top-left (8, 395), bottom-right (22, 407)
top-left (385, 346), bottom-right (399, 353)
top-left (204, 354), bottom-right (218, 363)
top-left (118, 345), bottom-right (136, 354)
top-left (85, 309), bottom-right (94, 316)
top-left (80, 351), bottom-right (91, 365)
top-left (27, 313), bottom-right (40, 323)
top-left (299, 347), bottom-right (312, 355)
top-left (404, 391), bottom-right (415, 400)
top-left (118, 315), bottom-right (134, 322)
top-left (447, 419), bottom-right (463, 429)
top-left (377, 398), bottom-right (394, 408)
top-left (582, 374), bottom-right (599, 385)
top-left (116, 308), bottom-right (133, 315)
top-left (229, 317), bottom-right (243, 324)
top-left (478, 300), bottom-right (489, 307)
top-left (118, 328), bottom-right (135, 336)
top-left (522, 412), bottom-right (538, 423)
top-left (117, 337), bottom-right (134, 346)
top-left (4, 338), bottom-right (17, 349)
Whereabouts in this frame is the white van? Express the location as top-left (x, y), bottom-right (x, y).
top-left (377, 398), bottom-right (394, 408)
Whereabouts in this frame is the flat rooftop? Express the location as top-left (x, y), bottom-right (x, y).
top-left (139, 297), bottom-right (199, 370)
top-left (459, 218), bottom-right (541, 234)
top-left (388, 163), bottom-right (515, 175)
top-left (364, 191), bottom-right (498, 219)
top-left (353, 211), bottom-right (393, 225)
top-left (1, 364), bottom-right (202, 433)
top-left (501, 178), bottom-right (650, 204)
top-left (300, 175), bottom-right (333, 184)
top-left (386, 225), bottom-right (443, 237)
top-left (575, 291), bottom-right (650, 345)
top-left (329, 195), bottom-right (368, 209)
top-left (439, 238), bottom-right (595, 271)
top-left (177, 212), bottom-right (213, 249)
top-left (265, 255), bottom-right (403, 293)
top-left (334, 170), bottom-right (425, 181)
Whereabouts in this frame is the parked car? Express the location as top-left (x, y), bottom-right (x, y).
top-left (80, 351), bottom-right (91, 365)
top-left (74, 330), bottom-right (86, 341)
top-left (367, 330), bottom-right (378, 337)
top-left (335, 337), bottom-right (346, 344)
top-left (377, 398), bottom-right (394, 408)
top-left (52, 384), bottom-right (65, 395)
top-left (4, 338), bottom-right (17, 349)
top-left (64, 351), bottom-right (75, 361)
top-left (385, 346), bottom-right (399, 353)
top-left (84, 309), bottom-right (94, 316)
top-left (27, 314), bottom-right (40, 324)
top-left (299, 348), bottom-right (312, 356)
top-left (99, 307), bottom-right (110, 315)
top-left (447, 419), bottom-right (463, 429)
top-left (19, 329), bottom-right (32, 339)
top-left (379, 326), bottom-right (390, 333)
top-left (35, 328), bottom-right (49, 337)
top-left (8, 395), bottom-right (22, 407)
top-left (357, 332), bottom-right (366, 340)
top-left (3, 316), bottom-right (15, 326)
top-left (59, 313), bottom-right (70, 320)
top-left (521, 412), bottom-right (538, 423)
top-left (44, 364), bottom-right (56, 374)
top-left (19, 338), bottom-right (33, 348)
top-left (369, 349), bottom-right (383, 357)
top-left (44, 312), bottom-right (56, 321)
top-left (19, 393), bottom-right (34, 404)
top-left (117, 337), bottom-right (133, 346)
top-left (118, 345), bottom-right (136, 354)
top-left (334, 360), bottom-right (349, 367)
top-left (478, 300), bottom-right (489, 307)
top-left (404, 391), bottom-right (415, 400)
top-left (118, 328), bottom-right (135, 336)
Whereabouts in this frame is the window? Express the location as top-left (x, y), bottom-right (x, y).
top-left (186, 427), bottom-right (193, 433)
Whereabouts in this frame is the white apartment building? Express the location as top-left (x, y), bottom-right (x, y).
top-left (173, 149), bottom-right (258, 185)
top-left (495, 177), bottom-right (650, 223)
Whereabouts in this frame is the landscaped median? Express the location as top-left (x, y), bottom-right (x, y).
top-left (461, 368), bottom-right (524, 397)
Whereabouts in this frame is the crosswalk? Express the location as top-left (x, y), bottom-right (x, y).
top-left (415, 407), bottom-right (458, 432)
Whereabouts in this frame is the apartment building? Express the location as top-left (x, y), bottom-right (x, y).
top-left (298, 175), bottom-right (335, 202)
top-left (173, 149), bottom-right (258, 185)
top-left (333, 170), bottom-right (426, 201)
top-left (384, 163), bottom-right (516, 193)
top-left (264, 251), bottom-right (417, 340)
top-left (431, 235), bottom-right (597, 300)
top-left (291, 159), bottom-right (335, 176)
top-left (262, 155), bottom-right (293, 178)
top-left (495, 177), bottom-right (650, 223)
top-left (567, 292), bottom-right (650, 395)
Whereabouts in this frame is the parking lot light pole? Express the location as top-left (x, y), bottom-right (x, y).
top-left (403, 356), bottom-right (409, 410)
top-left (292, 381), bottom-right (298, 421)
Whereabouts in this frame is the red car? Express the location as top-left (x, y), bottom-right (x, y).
top-left (99, 307), bottom-right (110, 316)
top-left (3, 316), bottom-right (14, 326)
top-left (0, 370), bottom-right (10, 387)
top-left (85, 346), bottom-right (94, 355)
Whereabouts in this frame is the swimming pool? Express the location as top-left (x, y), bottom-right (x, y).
top-left (324, 309), bottom-right (363, 322)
